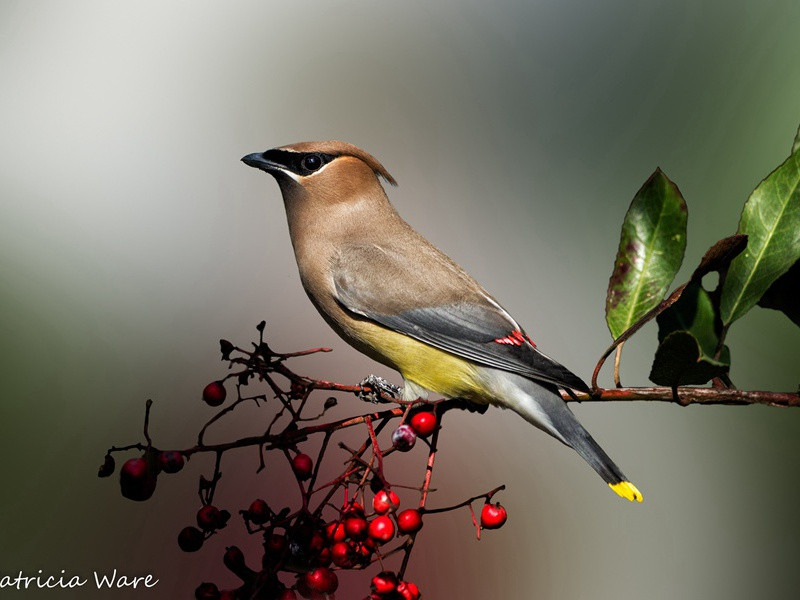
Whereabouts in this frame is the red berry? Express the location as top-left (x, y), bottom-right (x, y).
top-left (157, 450), bottom-right (185, 474)
top-left (248, 498), bottom-right (270, 524)
top-left (223, 545), bottom-right (254, 580)
top-left (178, 526), bottom-right (204, 552)
top-left (325, 521), bottom-right (346, 543)
top-left (396, 509), bottom-right (423, 534)
top-left (371, 571), bottom-right (399, 595)
top-left (195, 582), bottom-right (220, 600)
top-left (330, 541), bottom-right (355, 568)
top-left (309, 530), bottom-right (326, 553)
top-left (480, 502), bottom-right (508, 529)
top-left (392, 424), bottom-right (417, 451)
top-left (342, 500), bottom-right (365, 517)
top-left (119, 457), bottom-right (157, 501)
top-left (367, 515), bottom-right (396, 544)
top-left (223, 545), bottom-right (245, 568)
top-left (202, 381), bottom-right (227, 406)
top-left (304, 567), bottom-right (338, 594)
top-left (277, 590), bottom-right (298, 600)
top-left (216, 509), bottom-right (231, 529)
top-left (295, 576), bottom-right (317, 600)
top-left (372, 489), bottom-right (400, 514)
top-left (369, 476), bottom-right (384, 494)
top-left (345, 516), bottom-right (368, 540)
top-left (410, 411), bottom-right (437, 437)
top-left (362, 536), bottom-right (377, 551)
top-left (397, 581), bottom-right (421, 600)
top-left (313, 546), bottom-right (332, 567)
top-left (291, 453), bottom-right (314, 480)
top-left (196, 505), bottom-right (222, 531)
top-left (353, 540), bottom-right (374, 562)
top-left (264, 533), bottom-right (288, 558)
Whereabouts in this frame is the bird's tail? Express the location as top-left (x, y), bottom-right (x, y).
top-left (562, 413), bottom-right (643, 502)
top-left (488, 372), bottom-right (643, 502)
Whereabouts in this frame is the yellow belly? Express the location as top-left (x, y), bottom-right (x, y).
top-left (355, 321), bottom-right (486, 401)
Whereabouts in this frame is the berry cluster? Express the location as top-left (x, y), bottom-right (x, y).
top-left (370, 572), bottom-right (421, 600)
top-left (100, 437), bottom-right (186, 502)
top-left (100, 323), bottom-right (508, 599)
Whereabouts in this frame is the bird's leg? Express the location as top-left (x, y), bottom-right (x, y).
top-left (358, 374), bottom-right (402, 403)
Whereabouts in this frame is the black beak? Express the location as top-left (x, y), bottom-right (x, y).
top-left (241, 152), bottom-right (284, 173)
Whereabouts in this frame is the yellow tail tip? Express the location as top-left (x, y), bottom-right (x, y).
top-left (609, 481), bottom-right (643, 502)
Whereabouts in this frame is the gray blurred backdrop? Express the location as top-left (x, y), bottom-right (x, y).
top-left (2, 1), bottom-right (800, 598)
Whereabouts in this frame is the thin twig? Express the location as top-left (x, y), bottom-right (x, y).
top-left (365, 416), bottom-right (385, 480)
top-left (613, 344), bottom-right (623, 388)
top-left (143, 399), bottom-right (153, 447)
top-left (422, 485), bottom-right (507, 516)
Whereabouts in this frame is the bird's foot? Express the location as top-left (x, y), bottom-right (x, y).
top-left (358, 375), bottom-right (401, 403)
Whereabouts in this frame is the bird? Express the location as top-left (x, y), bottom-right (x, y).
top-left (242, 140), bottom-right (642, 502)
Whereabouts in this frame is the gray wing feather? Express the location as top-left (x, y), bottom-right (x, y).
top-left (331, 243), bottom-right (589, 392)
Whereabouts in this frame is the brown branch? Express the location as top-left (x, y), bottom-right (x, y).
top-left (184, 406), bottom-right (405, 457)
top-left (167, 385), bottom-right (800, 462)
top-left (181, 398), bottom-right (480, 459)
top-left (565, 387), bottom-right (800, 407)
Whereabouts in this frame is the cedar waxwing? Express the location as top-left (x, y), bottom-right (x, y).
top-left (242, 141), bottom-right (642, 502)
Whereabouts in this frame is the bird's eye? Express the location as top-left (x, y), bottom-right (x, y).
top-left (301, 154), bottom-right (322, 172)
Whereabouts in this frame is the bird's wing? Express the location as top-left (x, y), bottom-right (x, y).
top-left (331, 242), bottom-right (589, 393)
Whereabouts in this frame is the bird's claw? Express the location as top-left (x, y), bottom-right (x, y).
top-left (358, 375), bottom-right (401, 403)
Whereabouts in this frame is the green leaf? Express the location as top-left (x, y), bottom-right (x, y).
top-left (757, 258), bottom-right (800, 327)
top-left (720, 150), bottom-right (800, 324)
top-left (606, 169), bottom-right (688, 339)
top-left (657, 282), bottom-right (721, 358)
top-left (649, 330), bottom-right (730, 387)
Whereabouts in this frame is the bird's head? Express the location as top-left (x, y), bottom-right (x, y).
top-left (242, 141), bottom-right (396, 208)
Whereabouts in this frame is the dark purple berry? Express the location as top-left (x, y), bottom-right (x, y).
top-left (157, 450), bottom-right (184, 474)
top-left (178, 526), bottom-right (204, 552)
top-left (392, 424), bottom-right (417, 452)
top-left (119, 457), bottom-right (157, 501)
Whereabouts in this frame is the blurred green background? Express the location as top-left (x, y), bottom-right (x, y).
top-left (2, 1), bottom-right (800, 598)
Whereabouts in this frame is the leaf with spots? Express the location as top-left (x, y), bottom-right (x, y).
top-left (606, 169), bottom-right (688, 339)
top-left (719, 148), bottom-right (800, 325)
